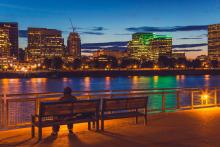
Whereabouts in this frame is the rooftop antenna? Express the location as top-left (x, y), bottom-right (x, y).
top-left (69, 18), bottom-right (76, 32)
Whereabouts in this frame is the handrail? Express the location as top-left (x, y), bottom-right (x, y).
top-left (2, 86), bottom-right (220, 97)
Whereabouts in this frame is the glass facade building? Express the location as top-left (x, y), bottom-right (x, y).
top-left (27, 28), bottom-right (65, 62)
top-left (128, 33), bottom-right (172, 62)
top-left (0, 22), bottom-right (19, 58)
top-left (208, 24), bottom-right (220, 61)
top-left (67, 32), bottom-right (81, 58)
top-left (0, 28), bottom-right (10, 57)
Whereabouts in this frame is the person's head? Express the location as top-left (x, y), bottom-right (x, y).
top-left (63, 87), bottom-right (72, 96)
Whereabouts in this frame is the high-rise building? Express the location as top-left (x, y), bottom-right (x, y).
top-left (67, 32), bottom-right (81, 58)
top-left (0, 22), bottom-right (19, 57)
top-left (208, 24), bottom-right (220, 61)
top-left (128, 33), bottom-right (172, 62)
top-left (27, 28), bottom-right (65, 62)
top-left (0, 28), bottom-right (10, 57)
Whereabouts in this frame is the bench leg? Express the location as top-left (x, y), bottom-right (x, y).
top-left (31, 125), bottom-right (35, 138)
top-left (144, 115), bottom-right (147, 126)
top-left (31, 116), bottom-right (35, 138)
top-left (88, 121), bottom-right (91, 130)
top-left (92, 121), bottom-right (95, 129)
top-left (135, 116), bottom-right (138, 124)
top-left (135, 109), bottom-right (138, 124)
top-left (38, 127), bottom-right (42, 141)
top-left (96, 119), bottom-right (99, 131)
top-left (144, 108), bottom-right (147, 126)
top-left (101, 118), bottom-right (104, 131)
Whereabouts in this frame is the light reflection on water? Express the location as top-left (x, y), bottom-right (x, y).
top-left (4, 75), bottom-right (220, 120)
top-left (0, 75), bottom-right (219, 94)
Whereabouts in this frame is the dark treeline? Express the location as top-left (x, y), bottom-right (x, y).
top-left (42, 55), bottom-right (218, 70)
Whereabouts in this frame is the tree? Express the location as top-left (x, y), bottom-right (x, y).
top-left (141, 60), bottom-right (154, 68)
top-left (210, 60), bottom-right (218, 68)
top-left (72, 58), bottom-right (81, 69)
top-left (191, 59), bottom-right (201, 68)
top-left (120, 57), bottom-right (140, 68)
top-left (43, 58), bottom-right (52, 69)
top-left (51, 57), bottom-right (63, 70)
top-left (158, 56), bottom-right (173, 68)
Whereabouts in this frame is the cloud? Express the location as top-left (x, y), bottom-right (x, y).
top-left (81, 41), bottom-right (208, 52)
top-left (81, 31), bottom-right (105, 35)
top-left (90, 27), bottom-right (107, 31)
top-left (81, 41), bottom-right (128, 51)
top-left (173, 49), bottom-right (202, 52)
top-left (177, 37), bottom-right (203, 40)
top-left (82, 41), bottom-right (128, 47)
top-left (126, 25), bottom-right (208, 32)
top-left (113, 33), bottom-right (131, 36)
top-left (173, 43), bottom-right (207, 48)
top-left (19, 30), bottom-right (28, 38)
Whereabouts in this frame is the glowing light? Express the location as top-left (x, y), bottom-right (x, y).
top-left (133, 65), bottom-right (138, 69)
top-left (153, 65), bottom-right (159, 70)
top-left (201, 94), bottom-right (209, 105)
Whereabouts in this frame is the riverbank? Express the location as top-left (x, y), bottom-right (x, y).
top-left (0, 69), bottom-right (219, 78)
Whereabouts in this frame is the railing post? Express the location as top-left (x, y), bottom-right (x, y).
top-left (162, 93), bottom-right (166, 112)
top-left (35, 94), bottom-right (39, 115)
top-left (6, 99), bottom-right (9, 128)
top-left (214, 88), bottom-right (218, 106)
top-left (3, 93), bottom-right (7, 128)
top-left (176, 91), bottom-right (180, 109)
top-left (191, 91), bottom-right (194, 109)
top-left (0, 95), bottom-right (2, 128)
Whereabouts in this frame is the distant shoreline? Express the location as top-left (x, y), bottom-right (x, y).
top-left (0, 69), bottom-right (219, 78)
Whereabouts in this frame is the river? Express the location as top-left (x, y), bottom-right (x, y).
top-left (0, 75), bottom-right (218, 94)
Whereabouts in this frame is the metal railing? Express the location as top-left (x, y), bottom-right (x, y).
top-left (0, 87), bottom-right (219, 129)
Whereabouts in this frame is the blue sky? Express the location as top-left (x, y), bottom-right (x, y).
top-left (0, 0), bottom-right (220, 58)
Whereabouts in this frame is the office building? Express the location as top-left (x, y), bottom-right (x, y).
top-left (0, 22), bottom-right (19, 57)
top-left (128, 33), bottom-right (172, 62)
top-left (208, 24), bottom-right (220, 61)
top-left (27, 28), bottom-right (65, 62)
top-left (67, 32), bottom-right (81, 58)
top-left (0, 28), bottom-right (10, 57)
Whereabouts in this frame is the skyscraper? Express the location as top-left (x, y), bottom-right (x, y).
top-left (0, 28), bottom-right (10, 57)
top-left (208, 24), bottom-right (220, 61)
top-left (0, 22), bottom-right (19, 57)
top-left (67, 32), bottom-right (81, 58)
top-left (128, 33), bottom-right (172, 62)
top-left (27, 28), bottom-right (65, 62)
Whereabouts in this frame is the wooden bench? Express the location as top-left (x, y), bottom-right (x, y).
top-left (31, 99), bottom-right (100, 140)
top-left (101, 97), bottom-right (148, 131)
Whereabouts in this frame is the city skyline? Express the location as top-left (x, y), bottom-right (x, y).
top-left (1, 0), bottom-right (220, 59)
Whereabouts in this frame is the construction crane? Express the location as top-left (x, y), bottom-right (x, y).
top-left (69, 18), bottom-right (76, 32)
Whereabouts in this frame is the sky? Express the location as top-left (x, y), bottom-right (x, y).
top-left (0, 0), bottom-right (220, 59)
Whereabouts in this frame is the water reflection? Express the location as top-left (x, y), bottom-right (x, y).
top-left (84, 77), bottom-right (91, 91)
top-left (105, 77), bottom-right (111, 89)
top-left (0, 75), bottom-right (218, 94)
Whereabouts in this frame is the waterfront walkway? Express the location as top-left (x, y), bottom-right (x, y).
top-left (1, 107), bottom-right (220, 147)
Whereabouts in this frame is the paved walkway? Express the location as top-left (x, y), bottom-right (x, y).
top-left (1, 108), bottom-right (220, 147)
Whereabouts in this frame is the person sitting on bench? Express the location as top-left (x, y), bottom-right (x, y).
top-left (51, 87), bottom-right (77, 136)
